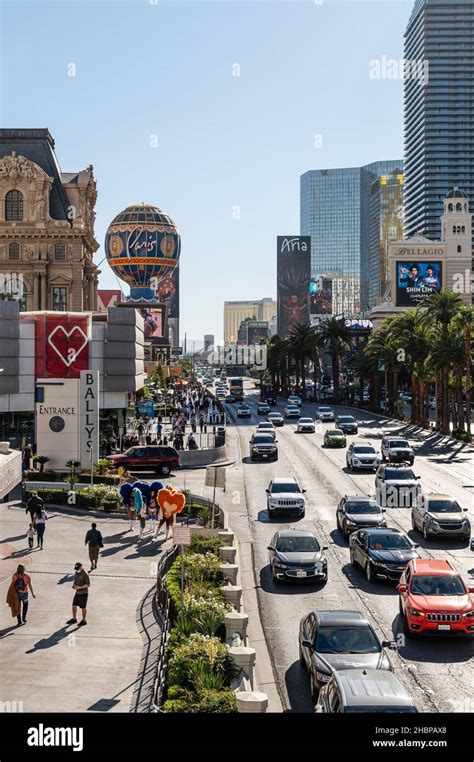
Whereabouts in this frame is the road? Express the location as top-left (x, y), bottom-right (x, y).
top-left (225, 381), bottom-right (474, 713)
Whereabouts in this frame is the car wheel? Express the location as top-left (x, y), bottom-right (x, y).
top-left (366, 560), bottom-right (375, 582)
top-left (160, 464), bottom-right (171, 476)
top-left (343, 522), bottom-right (349, 540)
top-left (423, 523), bottom-right (431, 541)
top-left (399, 596), bottom-right (404, 615)
top-left (411, 513), bottom-right (418, 532)
top-left (268, 508), bottom-right (274, 518)
top-left (403, 615), bottom-right (414, 638)
top-left (350, 548), bottom-right (356, 566)
top-left (272, 568), bottom-right (280, 584)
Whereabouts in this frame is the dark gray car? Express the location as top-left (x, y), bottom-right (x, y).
top-left (268, 529), bottom-right (327, 583)
top-left (299, 610), bottom-right (394, 699)
top-left (336, 495), bottom-right (387, 539)
top-left (315, 668), bottom-right (417, 713)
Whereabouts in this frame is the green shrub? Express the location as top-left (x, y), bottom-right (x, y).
top-left (76, 474), bottom-right (119, 486)
top-left (188, 534), bottom-right (226, 556)
top-left (167, 633), bottom-right (237, 691)
top-left (24, 489), bottom-right (68, 505)
top-left (26, 470), bottom-right (58, 483)
top-left (161, 699), bottom-right (192, 713)
top-left (194, 689), bottom-right (237, 713)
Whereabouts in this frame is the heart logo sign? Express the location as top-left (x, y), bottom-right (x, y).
top-left (47, 325), bottom-right (89, 367)
top-left (157, 487), bottom-right (186, 518)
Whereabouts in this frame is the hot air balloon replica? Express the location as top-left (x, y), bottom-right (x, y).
top-left (104, 203), bottom-right (181, 304)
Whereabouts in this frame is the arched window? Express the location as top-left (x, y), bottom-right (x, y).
top-left (453, 226), bottom-right (456, 234)
top-left (457, 245), bottom-right (462, 253)
top-left (55, 242), bottom-right (66, 261)
top-left (456, 203), bottom-right (462, 212)
top-left (8, 242), bottom-right (20, 260)
top-left (448, 203), bottom-right (454, 212)
top-left (5, 190), bottom-right (24, 221)
top-left (462, 226), bottom-right (465, 234)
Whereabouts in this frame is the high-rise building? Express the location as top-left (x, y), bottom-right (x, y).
top-left (300, 160), bottom-right (403, 315)
top-left (403, 0), bottom-right (474, 245)
top-left (368, 171), bottom-right (405, 308)
top-left (224, 298), bottom-right (276, 343)
top-left (204, 334), bottom-right (214, 351)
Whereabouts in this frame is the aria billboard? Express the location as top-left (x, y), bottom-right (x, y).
top-left (277, 236), bottom-right (311, 337)
top-left (396, 262), bottom-right (442, 306)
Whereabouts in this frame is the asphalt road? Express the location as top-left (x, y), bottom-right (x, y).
top-left (225, 382), bottom-right (474, 714)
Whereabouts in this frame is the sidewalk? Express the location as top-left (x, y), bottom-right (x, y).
top-left (0, 500), bottom-right (167, 713)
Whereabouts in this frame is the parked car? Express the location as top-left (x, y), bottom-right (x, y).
top-left (336, 495), bottom-right (387, 539)
top-left (296, 417), bottom-right (316, 433)
top-left (266, 477), bottom-right (305, 517)
top-left (237, 404), bottom-right (252, 418)
top-left (268, 529), bottom-right (327, 583)
top-left (335, 415), bottom-right (358, 434)
top-left (257, 402), bottom-right (271, 415)
top-left (299, 610), bottom-right (394, 698)
top-left (267, 412), bottom-right (284, 426)
top-left (316, 406), bottom-right (335, 422)
top-left (315, 669), bottom-right (417, 713)
top-left (381, 436), bottom-right (415, 465)
top-left (411, 493), bottom-right (471, 541)
top-left (346, 443), bottom-right (380, 471)
top-left (350, 527), bottom-right (420, 583)
top-left (249, 433), bottom-right (278, 461)
top-left (324, 429), bottom-right (347, 448)
top-left (375, 464), bottom-right (422, 508)
top-left (284, 404), bottom-right (301, 419)
top-left (109, 445), bottom-right (180, 476)
top-left (398, 558), bottom-right (474, 637)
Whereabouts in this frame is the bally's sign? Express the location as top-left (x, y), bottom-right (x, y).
top-left (79, 370), bottom-right (99, 468)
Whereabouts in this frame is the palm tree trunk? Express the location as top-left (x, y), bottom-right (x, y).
top-left (411, 375), bottom-right (418, 425)
top-left (373, 371), bottom-right (381, 412)
top-left (465, 326), bottom-right (472, 438)
top-left (301, 355), bottom-right (307, 400)
top-left (442, 375), bottom-right (450, 435)
top-left (332, 354), bottom-right (339, 403)
top-left (436, 372), bottom-right (442, 430)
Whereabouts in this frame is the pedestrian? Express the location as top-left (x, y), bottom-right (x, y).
top-left (34, 505), bottom-right (48, 550)
top-left (84, 522), bottom-right (103, 570)
top-left (22, 443), bottom-right (32, 473)
top-left (67, 562), bottom-right (90, 627)
top-left (187, 433), bottom-right (198, 450)
top-left (26, 491), bottom-right (43, 523)
top-left (130, 486), bottom-right (143, 531)
top-left (199, 414), bottom-right (205, 433)
top-left (138, 505), bottom-right (147, 541)
top-left (7, 564), bottom-right (35, 626)
top-left (149, 489), bottom-right (158, 537)
top-left (26, 523), bottom-right (36, 549)
top-left (157, 512), bottom-right (174, 540)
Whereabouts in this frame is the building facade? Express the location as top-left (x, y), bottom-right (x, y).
top-left (403, 0), bottom-right (474, 246)
top-left (237, 319), bottom-right (270, 345)
top-left (368, 170), bottom-right (405, 307)
top-left (204, 334), bottom-right (214, 351)
top-left (224, 298), bottom-right (276, 343)
top-left (300, 160), bottom-right (403, 315)
top-left (0, 129), bottom-right (100, 313)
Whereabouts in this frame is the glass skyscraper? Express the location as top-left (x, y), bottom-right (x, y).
top-left (404, 0), bottom-right (474, 243)
top-left (300, 160), bottom-right (403, 315)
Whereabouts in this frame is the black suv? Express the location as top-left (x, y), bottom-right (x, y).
top-left (249, 433), bottom-right (278, 461)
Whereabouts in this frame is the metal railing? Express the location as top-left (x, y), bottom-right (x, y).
top-left (150, 544), bottom-right (179, 712)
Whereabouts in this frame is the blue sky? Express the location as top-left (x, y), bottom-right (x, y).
top-left (1, 0), bottom-right (411, 343)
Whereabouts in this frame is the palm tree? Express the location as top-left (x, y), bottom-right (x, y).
top-left (366, 320), bottom-right (399, 416)
top-left (387, 310), bottom-right (432, 426)
top-left (318, 317), bottom-right (352, 403)
top-left (452, 305), bottom-right (474, 438)
top-left (287, 323), bottom-right (315, 400)
top-left (33, 455), bottom-right (49, 473)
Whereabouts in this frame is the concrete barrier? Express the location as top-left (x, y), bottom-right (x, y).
top-left (179, 445), bottom-right (226, 468)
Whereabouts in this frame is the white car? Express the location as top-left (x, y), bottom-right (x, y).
top-left (268, 412), bottom-right (284, 426)
top-left (288, 395), bottom-right (302, 406)
top-left (266, 477), bottom-right (306, 518)
top-left (284, 405), bottom-right (301, 419)
top-left (297, 417), bottom-right (315, 433)
top-left (346, 443), bottom-right (381, 471)
top-left (256, 421), bottom-right (276, 439)
top-left (375, 464), bottom-right (422, 508)
top-left (316, 406), bottom-right (335, 422)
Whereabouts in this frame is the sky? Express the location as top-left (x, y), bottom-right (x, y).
top-left (0, 0), bottom-right (412, 344)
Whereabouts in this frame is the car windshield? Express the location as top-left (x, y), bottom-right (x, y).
top-left (347, 501), bottom-right (380, 515)
top-left (385, 468), bottom-right (415, 480)
top-left (319, 407), bottom-right (331, 412)
top-left (268, 414), bottom-right (281, 419)
top-left (369, 533), bottom-right (411, 550)
top-left (315, 625), bottom-right (380, 654)
top-left (427, 500), bottom-right (462, 513)
top-left (276, 536), bottom-right (319, 552)
top-left (299, 418), bottom-right (313, 424)
top-left (271, 483), bottom-right (301, 493)
top-left (354, 447), bottom-right (375, 454)
top-left (253, 435), bottom-right (274, 444)
top-left (328, 430), bottom-right (344, 436)
top-left (339, 417), bottom-right (355, 423)
top-left (389, 440), bottom-right (410, 448)
top-left (411, 575), bottom-right (466, 596)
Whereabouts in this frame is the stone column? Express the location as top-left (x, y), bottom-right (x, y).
top-left (88, 276), bottom-right (95, 312)
top-left (93, 277), bottom-right (98, 311)
top-left (33, 273), bottom-right (40, 310)
top-left (40, 273), bottom-right (47, 310)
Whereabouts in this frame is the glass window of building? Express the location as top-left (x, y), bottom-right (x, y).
top-left (52, 286), bottom-right (67, 311)
top-left (54, 242), bottom-right (66, 261)
top-left (5, 190), bottom-right (24, 221)
top-left (8, 242), bottom-right (20, 260)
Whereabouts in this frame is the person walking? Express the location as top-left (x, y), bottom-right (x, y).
top-left (22, 443), bottom-right (32, 473)
top-left (67, 562), bottom-right (90, 627)
top-left (7, 564), bottom-right (35, 626)
top-left (130, 486), bottom-right (143, 531)
top-left (26, 491), bottom-right (43, 523)
top-left (84, 522), bottom-right (103, 570)
top-left (26, 523), bottom-right (36, 549)
top-left (149, 489), bottom-right (158, 538)
top-left (34, 505), bottom-right (48, 550)
top-left (157, 512), bottom-right (175, 540)
top-left (137, 505), bottom-right (147, 541)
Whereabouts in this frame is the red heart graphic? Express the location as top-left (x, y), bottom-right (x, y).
top-left (157, 487), bottom-right (186, 518)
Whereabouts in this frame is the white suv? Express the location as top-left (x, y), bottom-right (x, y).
top-left (346, 443), bottom-right (380, 471)
top-left (266, 477), bottom-right (306, 518)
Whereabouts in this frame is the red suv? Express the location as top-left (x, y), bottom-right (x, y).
top-left (109, 446), bottom-right (180, 476)
top-left (398, 559), bottom-right (474, 637)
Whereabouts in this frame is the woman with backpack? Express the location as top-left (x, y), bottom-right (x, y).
top-left (34, 505), bottom-right (48, 550)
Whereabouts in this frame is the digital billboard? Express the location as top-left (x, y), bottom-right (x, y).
top-left (277, 236), bottom-right (311, 337)
top-left (140, 307), bottom-right (163, 339)
top-left (396, 261), bottom-right (442, 306)
top-left (310, 276), bottom-right (333, 315)
top-left (154, 264), bottom-right (179, 319)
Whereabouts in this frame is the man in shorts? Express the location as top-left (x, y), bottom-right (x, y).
top-left (67, 562), bottom-right (90, 627)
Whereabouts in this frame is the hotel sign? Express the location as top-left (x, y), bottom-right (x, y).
top-left (79, 370), bottom-right (99, 469)
top-left (394, 247), bottom-right (445, 257)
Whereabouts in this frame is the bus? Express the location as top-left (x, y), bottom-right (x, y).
top-left (229, 377), bottom-right (244, 401)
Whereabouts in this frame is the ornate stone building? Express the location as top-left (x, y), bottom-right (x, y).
top-left (0, 129), bottom-right (100, 311)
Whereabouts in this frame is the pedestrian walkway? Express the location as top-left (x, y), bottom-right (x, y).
top-left (0, 500), bottom-right (168, 713)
